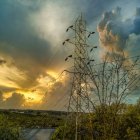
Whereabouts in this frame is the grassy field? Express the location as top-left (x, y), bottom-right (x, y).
top-left (1, 102), bottom-right (140, 140)
top-left (0, 110), bottom-right (66, 140)
top-left (0, 110), bottom-right (66, 128)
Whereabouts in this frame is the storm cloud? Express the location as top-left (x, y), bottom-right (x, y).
top-left (98, 7), bottom-right (140, 57)
top-left (0, 0), bottom-right (139, 89)
top-left (0, 92), bottom-right (25, 109)
top-left (0, 0), bottom-right (140, 109)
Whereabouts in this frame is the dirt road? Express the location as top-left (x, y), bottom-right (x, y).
top-left (23, 129), bottom-right (55, 140)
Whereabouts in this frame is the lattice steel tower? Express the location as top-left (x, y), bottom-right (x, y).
top-left (63, 14), bottom-right (96, 140)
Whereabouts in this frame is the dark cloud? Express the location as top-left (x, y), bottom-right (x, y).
top-left (40, 77), bottom-right (71, 111)
top-left (0, 92), bottom-right (25, 109)
top-left (136, 7), bottom-right (140, 16)
top-left (0, 0), bottom-right (140, 109)
top-left (0, 91), bottom-right (3, 102)
top-left (133, 19), bottom-right (140, 34)
top-left (0, 0), bottom-right (132, 89)
top-left (0, 0), bottom-right (54, 88)
top-left (0, 85), bottom-right (17, 93)
top-left (98, 7), bottom-right (140, 56)
top-left (0, 59), bottom-right (6, 65)
top-left (82, 0), bottom-right (118, 24)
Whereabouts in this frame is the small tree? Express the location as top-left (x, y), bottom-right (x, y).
top-left (88, 51), bottom-right (140, 138)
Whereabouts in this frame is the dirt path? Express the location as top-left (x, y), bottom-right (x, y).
top-left (22, 129), bottom-right (55, 140)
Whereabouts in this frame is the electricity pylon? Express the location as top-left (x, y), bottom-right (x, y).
top-left (63, 14), bottom-right (97, 140)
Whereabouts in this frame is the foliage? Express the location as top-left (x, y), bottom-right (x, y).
top-left (1, 103), bottom-right (140, 140)
top-left (0, 111), bottom-right (64, 128)
top-left (0, 111), bottom-right (65, 140)
top-left (51, 102), bottom-right (140, 140)
top-left (0, 114), bottom-right (22, 140)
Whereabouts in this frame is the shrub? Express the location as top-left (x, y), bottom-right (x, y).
top-left (0, 114), bottom-right (22, 140)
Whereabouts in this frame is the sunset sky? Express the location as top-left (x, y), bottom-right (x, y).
top-left (0, 0), bottom-right (140, 110)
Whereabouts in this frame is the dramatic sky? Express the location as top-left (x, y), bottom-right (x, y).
top-left (0, 0), bottom-right (140, 110)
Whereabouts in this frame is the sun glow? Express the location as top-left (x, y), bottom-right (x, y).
top-left (47, 70), bottom-right (59, 79)
top-left (3, 89), bottom-right (43, 104)
top-left (1, 69), bottom-right (67, 109)
top-left (17, 90), bottom-right (43, 103)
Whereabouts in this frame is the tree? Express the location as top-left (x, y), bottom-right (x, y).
top-left (88, 51), bottom-right (140, 138)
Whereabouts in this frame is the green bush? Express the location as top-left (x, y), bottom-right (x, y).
top-left (0, 114), bottom-right (22, 140)
top-left (51, 103), bottom-right (140, 140)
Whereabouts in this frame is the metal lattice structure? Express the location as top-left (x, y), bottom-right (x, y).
top-left (63, 14), bottom-right (97, 140)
